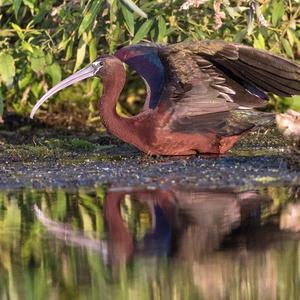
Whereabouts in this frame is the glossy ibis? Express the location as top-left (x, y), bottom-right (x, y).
top-left (31, 41), bottom-right (300, 155)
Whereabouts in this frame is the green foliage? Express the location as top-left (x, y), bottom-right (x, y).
top-left (0, 0), bottom-right (299, 122)
top-left (0, 52), bottom-right (15, 84)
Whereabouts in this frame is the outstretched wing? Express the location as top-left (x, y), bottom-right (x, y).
top-left (157, 40), bottom-right (300, 135)
top-left (115, 43), bottom-right (164, 109)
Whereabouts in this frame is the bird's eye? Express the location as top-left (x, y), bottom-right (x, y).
top-left (93, 60), bottom-right (103, 67)
top-left (92, 60), bottom-right (104, 74)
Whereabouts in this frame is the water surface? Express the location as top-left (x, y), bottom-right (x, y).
top-left (1, 185), bottom-right (300, 299)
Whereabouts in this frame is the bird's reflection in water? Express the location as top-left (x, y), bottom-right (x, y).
top-left (34, 187), bottom-right (271, 265)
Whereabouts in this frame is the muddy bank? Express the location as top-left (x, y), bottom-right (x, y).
top-left (0, 117), bottom-right (299, 190)
top-left (1, 153), bottom-right (296, 190)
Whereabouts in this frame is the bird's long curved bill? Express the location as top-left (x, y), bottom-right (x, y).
top-left (30, 65), bottom-right (95, 119)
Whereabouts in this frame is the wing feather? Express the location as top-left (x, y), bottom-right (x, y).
top-left (157, 40), bottom-right (300, 135)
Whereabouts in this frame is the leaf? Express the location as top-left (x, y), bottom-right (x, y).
top-left (74, 37), bottom-right (87, 71)
top-left (272, 0), bottom-right (285, 26)
top-left (65, 38), bottom-right (74, 61)
top-left (289, 96), bottom-right (300, 111)
top-left (0, 30), bottom-right (14, 37)
top-left (234, 29), bottom-right (247, 43)
top-left (132, 19), bottom-right (153, 44)
top-left (11, 23), bottom-right (24, 39)
top-left (109, 21), bottom-right (121, 53)
top-left (121, 2), bottom-right (135, 36)
top-left (23, 0), bottom-right (35, 14)
top-left (90, 77), bottom-right (100, 93)
top-left (0, 53), bottom-right (15, 85)
top-left (31, 82), bottom-right (43, 98)
top-left (89, 36), bottom-right (97, 62)
top-left (21, 41), bottom-right (34, 53)
top-left (157, 16), bottom-right (166, 42)
top-left (45, 53), bottom-right (53, 65)
top-left (19, 72), bottom-right (32, 89)
top-left (253, 32), bottom-right (265, 50)
top-left (281, 38), bottom-right (294, 59)
top-left (45, 62), bottom-right (62, 85)
top-left (225, 6), bottom-right (240, 19)
top-left (79, 0), bottom-right (102, 37)
top-left (13, 0), bottom-right (22, 19)
top-left (58, 34), bottom-right (70, 51)
top-left (32, 1), bottom-right (52, 25)
top-left (287, 29), bottom-right (295, 47)
top-left (120, 0), bottom-right (147, 19)
top-left (0, 0), bottom-right (11, 7)
top-left (82, 31), bottom-right (92, 44)
top-left (30, 48), bottom-right (46, 72)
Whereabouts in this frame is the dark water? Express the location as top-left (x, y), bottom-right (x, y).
top-left (1, 186), bottom-right (300, 299)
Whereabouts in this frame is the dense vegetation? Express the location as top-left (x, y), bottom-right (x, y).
top-left (0, 0), bottom-right (300, 126)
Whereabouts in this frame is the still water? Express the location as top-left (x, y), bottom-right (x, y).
top-left (1, 186), bottom-right (300, 299)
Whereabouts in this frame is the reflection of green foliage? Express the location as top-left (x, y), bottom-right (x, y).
top-left (266, 186), bottom-right (293, 216)
top-left (258, 187), bottom-right (293, 221)
top-left (0, 187), bottom-right (202, 299)
top-left (120, 195), bottom-right (152, 241)
top-left (0, 186), bottom-right (300, 299)
top-left (50, 189), bottom-right (67, 221)
top-left (78, 188), bottom-right (106, 239)
top-left (0, 0), bottom-right (299, 123)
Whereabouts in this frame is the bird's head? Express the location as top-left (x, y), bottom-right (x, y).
top-left (30, 55), bottom-right (122, 119)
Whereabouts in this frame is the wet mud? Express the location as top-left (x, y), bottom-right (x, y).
top-left (0, 121), bottom-right (299, 190)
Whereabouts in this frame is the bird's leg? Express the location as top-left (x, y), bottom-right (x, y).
top-left (138, 152), bottom-right (160, 164)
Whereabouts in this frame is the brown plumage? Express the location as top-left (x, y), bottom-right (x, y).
top-left (31, 40), bottom-right (300, 155)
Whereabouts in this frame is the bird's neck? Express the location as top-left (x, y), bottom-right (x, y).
top-left (99, 62), bottom-right (142, 148)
